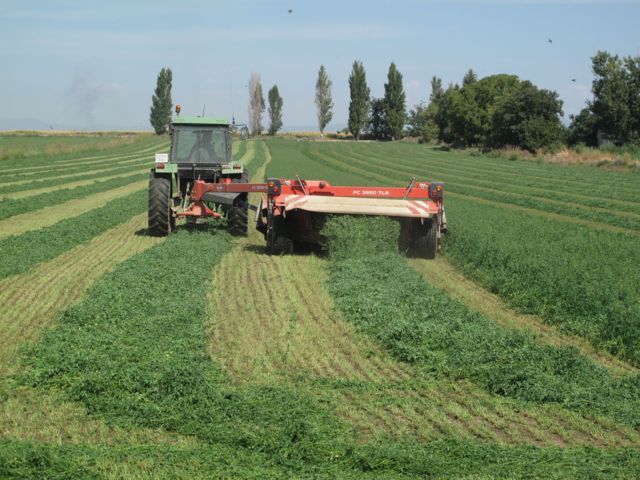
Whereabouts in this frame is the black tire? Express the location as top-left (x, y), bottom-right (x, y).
top-left (414, 219), bottom-right (438, 259)
top-left (227, 205), bottom-right (248, 236)
top-left (267, 215), bottom-right (293, 254)
top-left (148, 171), bottom-right (173, 236)
top-left (225, 172), bottom-right (249, 237)
top-left (402, 218), bottom-right (437, 259)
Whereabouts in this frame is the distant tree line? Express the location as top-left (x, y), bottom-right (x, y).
top-left (342, 49), bottom-right (639, 151)
top-left (408, 72), bottom-right (564, 151)
top-left (150, 50), bottom-right (639, 151)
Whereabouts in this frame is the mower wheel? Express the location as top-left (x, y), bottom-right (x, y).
top-left (414, 218), bottom-right (438, 259)
top-left (148, 172), bottom-right (173, 236)
top-left (227, 205), bottom-right (248, 236)
top-left (267, 216), bottom-right (293, 254)
top-left (402, 218), bottom-right (437, 259)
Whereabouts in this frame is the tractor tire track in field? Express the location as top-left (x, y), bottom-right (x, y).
top-left (207, 142), bottom-right (638, 448)
top-left (0, 179), bottom-right (147, 240)
top-left (0, 213), bottom-right (162, 378)
top-left (410, 257), bottom-right (639, 377)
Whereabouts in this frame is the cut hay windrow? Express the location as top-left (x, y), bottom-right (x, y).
top-left (321, 215), bottom-right (640, 428)
top-left (0, 137), bottom-right (166, 173)
top-left (336, 143), bottom-right (640, 214)
top-left (2, 169), bottom-right (149, 200)
top-left (307, 144), bottom-right (640, 231)
top-left (410, 256), bottom-right (638, 377)
top-left (0, 179), bottom-right (147, 240)
top-left (0, 189), bottom-right (149, 280)
top-left (378, 142), bottom-right (640, 191)
top-left (0, 172), bottom-right (147, 221)
top-left (264, 139), bottom-right (640, 364)
top-left (0, 211), bottom-right (162, 377)
top-left (11, 219), bottom-right (640, 478)
top-left (0, 157), bottom-right (152, 191)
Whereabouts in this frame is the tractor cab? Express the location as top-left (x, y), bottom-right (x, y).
top-left (169, 117), bottom-right (232, 166)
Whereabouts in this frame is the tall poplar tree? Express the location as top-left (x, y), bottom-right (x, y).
top-left (348, 60), bottom-right (370, 140)
top-left (149, 68), bottom-right (173, 134)
top-left (267, 85), bottom-right (283, 135)
top-left (383, 62), bottom-right (406, 140)
top-left (248, 73), bottom-right (265, 136)
top-left (315, 65), bottom-right (333, 138)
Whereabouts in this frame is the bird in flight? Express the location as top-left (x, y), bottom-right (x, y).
top-left (288, 9), bottom-right (293, 14)
top-left (548, 38), bottom-right (553, 44)
top-left (572, 78), bottom-right (576, 82)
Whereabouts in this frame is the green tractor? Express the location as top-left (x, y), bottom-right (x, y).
top-left (148, 116), bottom-right (249, 236)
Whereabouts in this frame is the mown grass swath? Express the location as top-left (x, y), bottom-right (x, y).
top-left (19, 230), bottom-right (355, 473)
top-left (0, 190), bottom-right (148, 280)
top-left (0, 162), bottom-right (150, 196)
top-left (264, 139), bottom-right (640, 365)
top-left (321, 215), bottom-right (640, 427)
top-left (0, 172), bottom-right (148, 220)
top-left (0, 134), bottom-right (159, 167)
top-left (7, 225), bottom-right (640, 477)
top-left (309, 143), bottom-right (640, 231)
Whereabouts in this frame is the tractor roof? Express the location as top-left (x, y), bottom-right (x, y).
top-left (172, 116), bottom-right (229, 126)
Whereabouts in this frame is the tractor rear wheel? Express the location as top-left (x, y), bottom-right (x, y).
top-left (225, 172), bottom-right (249, 237)
top-left (227, 205), bottom-right (248, 236)
top-left (148, 172), bottom-right (173, 236)
top-left (267, 215), bottom-right (293, 254)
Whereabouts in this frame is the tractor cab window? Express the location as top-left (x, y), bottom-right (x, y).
top-left (171, 126), bottom-right (228, 164)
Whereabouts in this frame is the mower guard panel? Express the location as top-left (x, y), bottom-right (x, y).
top-left (283, 195), bottom-right (437, 218)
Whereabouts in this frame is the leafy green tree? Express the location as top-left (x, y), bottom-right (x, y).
top-left (569, 51), bottom-right (640, 146)
top-left (492, 81), bottom-right (564, 151)
top-left (149, 68), bottom-right (173, 135)
top-left (348, 61), bottom-right (370, 140)
top-left (248, 73), bottom-right (265, 136)
top-left (448, 74), bottom-right (520, 146)
top-left (625, 55), bottom-right (640, 142)
top-left (567, 107), bottom-right (598, 146)
top-left (383, 63), bottom-right (406, 140)
top-left (591, 51), bottom-right (630, 145)
top-left (315, 65), bottom-right (334, 138)
top-left (462, 68), bottom-right (478, 86)
top-left (267, 85), bottom-right (283, 136)
top-left (368, 98), bottom-right (387, 140)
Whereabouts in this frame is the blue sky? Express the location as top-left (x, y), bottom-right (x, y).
top-left (1, 0), bottom-right (639, 130)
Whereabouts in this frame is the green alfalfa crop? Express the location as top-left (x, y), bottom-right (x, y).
top-left (0, 189), bottom-right (148, 280)
top-left (322, 215), bottom-right (640, 427)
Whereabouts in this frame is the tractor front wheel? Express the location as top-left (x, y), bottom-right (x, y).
top-left (148, 172), bottom-right (174, 236)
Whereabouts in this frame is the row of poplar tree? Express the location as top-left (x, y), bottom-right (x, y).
top-left (151, 50), bottom-right (639, 151)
